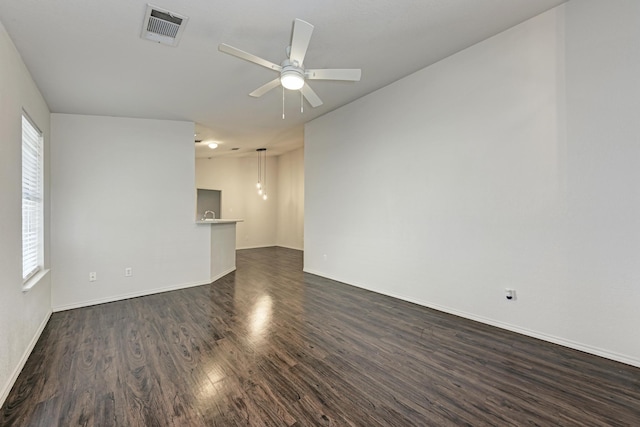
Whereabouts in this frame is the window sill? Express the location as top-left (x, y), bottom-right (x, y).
top-left (22, 268), bottom-right (50, 293)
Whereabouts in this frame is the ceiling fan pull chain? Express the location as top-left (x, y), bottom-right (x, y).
top-left (301, 90), bottom-right (304, 113)
top-left (282, 86), bottom-right (285, 119)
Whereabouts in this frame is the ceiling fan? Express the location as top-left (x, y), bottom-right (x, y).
top-left (218, 18), bottom-right (361, 109)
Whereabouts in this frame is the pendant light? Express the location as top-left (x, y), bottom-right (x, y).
top-left (256, 148), bottom-right (267, 200)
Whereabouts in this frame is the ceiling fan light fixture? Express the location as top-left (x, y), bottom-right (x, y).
top-left (280, 69), bottom-right (304, 90)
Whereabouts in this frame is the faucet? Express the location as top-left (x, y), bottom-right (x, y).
top-left (202, 210), bottom-right (215, 220)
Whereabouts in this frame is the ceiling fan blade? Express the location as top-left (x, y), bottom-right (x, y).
top-left (289, 19), bottom-right (314, 66)
top-left (218, 43), bottom-right (282, 71)
top-left (300, 84), bottom-right (323, 108)
top-left (306, 68), bottom-right (362, 81)
top-left (250, 78), bottom-right (281, 97)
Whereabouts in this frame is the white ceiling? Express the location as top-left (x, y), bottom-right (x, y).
top-left (0, 0), bottom-right (565, 158)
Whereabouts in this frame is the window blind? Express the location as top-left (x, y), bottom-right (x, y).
top-left (22, 114), bottom-right (43, 281)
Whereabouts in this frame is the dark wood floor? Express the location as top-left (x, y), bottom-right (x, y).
top-left (2, 247), bottom-right (639, 426)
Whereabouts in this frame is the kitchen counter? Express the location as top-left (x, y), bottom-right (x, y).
top-left (197, 219), bottom-right (243, 282)
top-left (196, 219), bottom-right (244, 224)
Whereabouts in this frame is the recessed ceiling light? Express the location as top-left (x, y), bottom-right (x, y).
top-left (208, 142), bottom-right (218, 149)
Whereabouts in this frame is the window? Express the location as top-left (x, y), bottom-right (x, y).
top-left (22, 113), bottom-right (43, 282)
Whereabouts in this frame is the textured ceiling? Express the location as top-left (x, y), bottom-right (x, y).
top-left (0, 0), bottom-right (565, 158)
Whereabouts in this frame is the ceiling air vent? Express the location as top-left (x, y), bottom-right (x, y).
top-left (141, 4), bottom-right (188, 46)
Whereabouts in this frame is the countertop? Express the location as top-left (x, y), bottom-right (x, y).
top-left (196, 219), bottom-right (244, 224)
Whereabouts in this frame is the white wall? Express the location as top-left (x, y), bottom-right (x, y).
top-left (305, 1), bottom-right (640, 367)
top-left (196, 154), bottom-right (298, 250)
top-left (50, 114), bottom-right (211, 310)
top-left (0, 21), bottom-right (52, 405)
top-left (276, 148), bottom-right (304, 250)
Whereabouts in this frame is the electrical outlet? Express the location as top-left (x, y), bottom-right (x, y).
top-left (125, 267), bottom-right (133, 277)
top-left (89, 272), bottom-right (97, 282)
top-left (505, 289), bottom-right (516, 300)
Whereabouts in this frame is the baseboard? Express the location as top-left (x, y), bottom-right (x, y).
top-left (302, 268), bottom-right (640, 369)
top-left (0, 309), bottom-right (52, 407)
top-left (53, 278), bottom-right (217, 312)
top-left (414, 300), bottom-right (640, 369)
top-left (236, 244), bottom-right (276, 250)
top-left (210, 267), bottom-right (236, 283)
top-left (237, 245), bottom-right (303, 251)
top-left (275, 244), bottom-right (303, 251)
